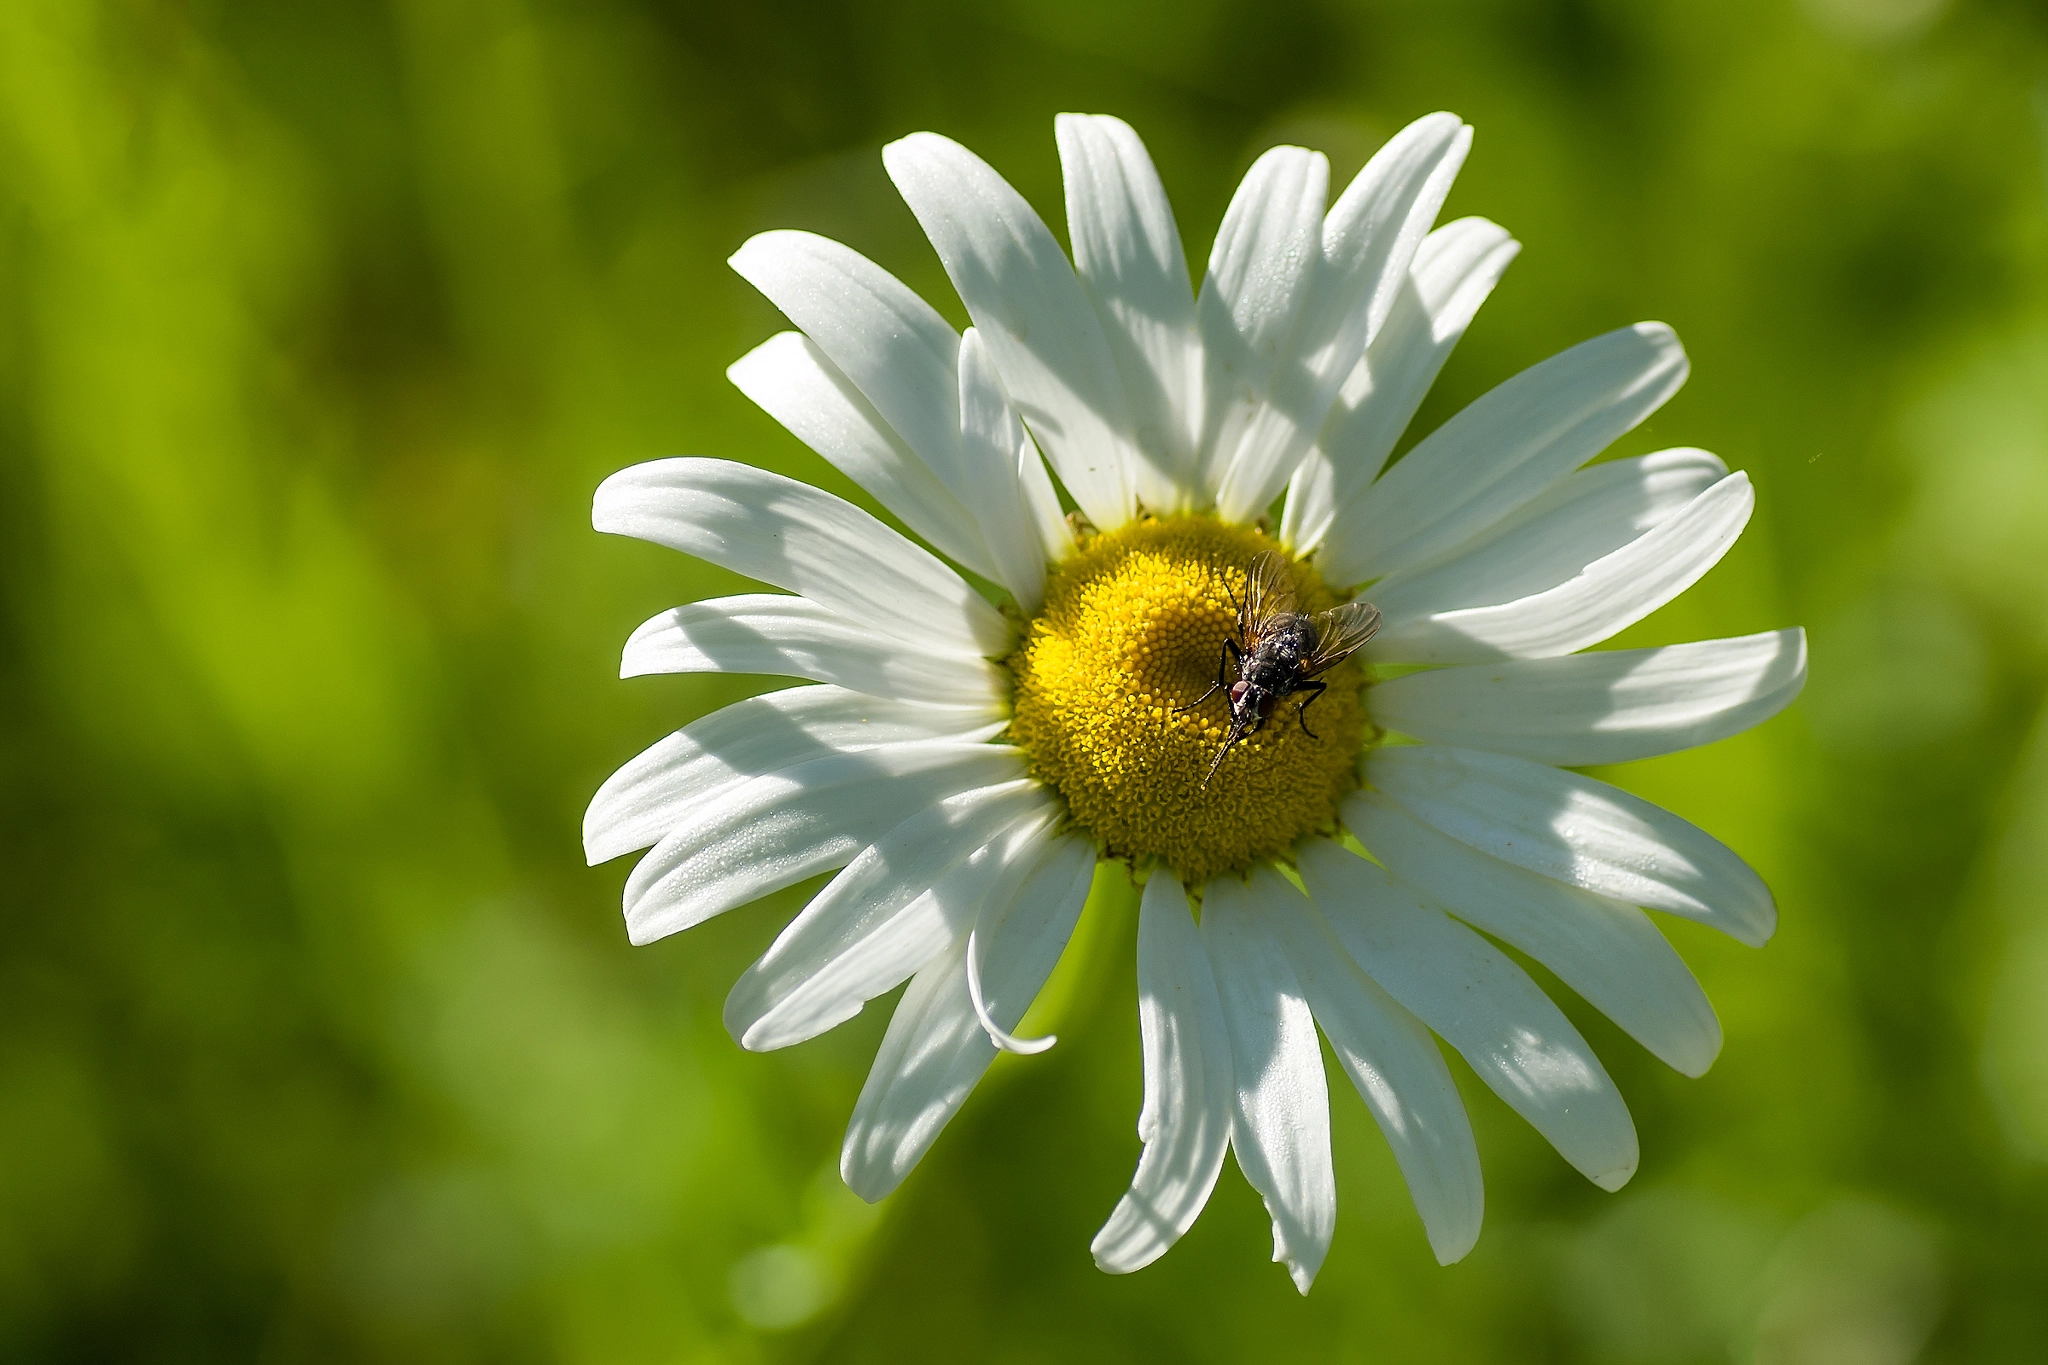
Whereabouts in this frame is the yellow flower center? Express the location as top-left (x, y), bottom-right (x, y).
top-left (1006, 515), bottom-right (1368, 885)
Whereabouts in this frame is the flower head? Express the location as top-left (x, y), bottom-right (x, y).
top-left (586, 112), bottom-right (1807, 1291)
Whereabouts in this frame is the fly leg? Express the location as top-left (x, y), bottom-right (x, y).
top-left (1174, 645), bottom-right (1233, 715)
top-left (1292, 680), bottom-right (1328, 740)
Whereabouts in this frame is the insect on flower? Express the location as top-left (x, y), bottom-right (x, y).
top-left (1178, 551), bottom-right (1383, 786)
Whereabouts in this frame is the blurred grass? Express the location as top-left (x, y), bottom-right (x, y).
top-left (3, 0), bottom-right (2047, 1360)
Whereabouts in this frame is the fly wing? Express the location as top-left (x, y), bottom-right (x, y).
top-left (1239, 551), bottom-right (1296, 645)
top-left (1303, 599), bottom-right (1382, 675)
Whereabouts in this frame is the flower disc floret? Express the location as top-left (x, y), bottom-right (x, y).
top-left (1006, 516), bottom-right (1367, 884)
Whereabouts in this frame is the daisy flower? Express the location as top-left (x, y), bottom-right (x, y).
top-left (585, 112), bottom-right (1807, 1291)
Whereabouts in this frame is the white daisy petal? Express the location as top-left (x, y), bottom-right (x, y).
top-left (1203, 870), bottom-right (1336, 1293)
top-left (1362, 748), bottom-right (1776, 948)
top-left (726, 332), bottom-right (997, 579)
top-left (883, 132), bottom-right (1137, 531)
top-left (1350, 790), bottom-right (1722, 1076)
top-left (1299, 839), bottom-right (1639, 1192)
top-left (1016, 426), bottom-right (1076, 563)
top-left (965, 832), bottom-right (1098, 1056)
top-left (727, 230), bottom-right (964, 492)
top-left (1056, 113), bottom-right (1200, 511)
top-left (1092, 872), bottom-right (1235, 1273)
top-left (1216, 113), bottom-right (1471, 523)
top-left (1286, 217), bottom-right (1520, 555)
top-left (594, 458), bottom-right (1012, 657)
top-left (584, 686), bottom-right (1003, 866)
top-left (1366, 470), bottom-right (1755, 664)
top-left (841, 833), bottom-right (1093, 1200)
top-left (621, 742), bottom-right (1025, 945)
top-left (1317, 115), bottom-right (1472, 362)
top-left (621, 594), bottom-right (1006, 708)
top-left (1194, 146), bottom-right (1329, 503)
top-left (1330, 321), bottom-right (1690, 586)
top-left (1279, 446), bottom-right (1338, 558)
top-left (724, 783), bottom-right (1055, 1052)
top-left (1257, 864), bottom-right (1484, 1266)
top-left (840, 937), bottom-right (982, 1201)
top-left (1369, 448), bottom-right (1728, 623)
top-left (729, 257), bottom-right (1045, 597)
top-left (956, 329), bottom-right (1052, 611)
top-left (1368, 629), bottom-right (1809, 767)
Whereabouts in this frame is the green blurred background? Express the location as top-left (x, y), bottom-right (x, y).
top-left (4, 0), bottom-right (2048, 1359)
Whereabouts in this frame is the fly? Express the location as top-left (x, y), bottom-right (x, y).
top-left (1176, 551), bottom-right (1382, 788)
